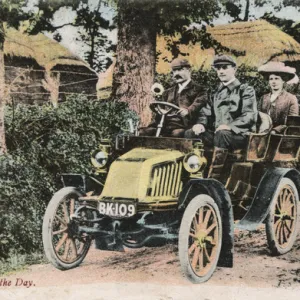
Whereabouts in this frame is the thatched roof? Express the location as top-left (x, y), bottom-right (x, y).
top-left (156, 19), bottom-right (300, 74)
top-left (97, 20), bottom-right (300, 94)
top-left (4, 26), bottom-right (98, 77)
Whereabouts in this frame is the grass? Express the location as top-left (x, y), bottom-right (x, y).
top-left (0, 252), bottom-right (46, 276)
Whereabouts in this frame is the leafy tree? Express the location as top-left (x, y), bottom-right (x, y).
top-left (30, 0), bottom-right (114, 73)
top-left (220, 0), bottom-right (300, 22)
top-left (112, 0), bottom-right (221, 126)
top-left (74, 0), bottom-right (115, 72)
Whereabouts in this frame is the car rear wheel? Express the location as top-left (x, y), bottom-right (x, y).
top-left (266, 178), bottom-right (299, 255)
top-left (178, 195), bottom-right (222, 283)
top-left (43, 187), bottom-right (92, 270)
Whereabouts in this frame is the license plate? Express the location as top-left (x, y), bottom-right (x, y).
top-left (98, 201), bottom-right (136, 217)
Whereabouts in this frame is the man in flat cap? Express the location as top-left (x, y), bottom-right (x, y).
top-left (140, 57), bottom-right (207, 137)
top-left (190, 54), bottom-right (258, 179)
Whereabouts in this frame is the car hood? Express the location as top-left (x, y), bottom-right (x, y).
top-left (100, 148), bottom-right (184, 200)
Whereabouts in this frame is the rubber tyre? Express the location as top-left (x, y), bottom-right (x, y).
top-left (43, 187), bottom-right (91, 270)
top-left (179, 195), bottom-right (222, 283)
top-left (266, 178), bottom-right (299, 255)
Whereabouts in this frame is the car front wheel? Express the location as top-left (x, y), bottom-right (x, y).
top-left (43, 187), bottom-right (92, 270)
top-left (178, 195), bottom-right (222, 283)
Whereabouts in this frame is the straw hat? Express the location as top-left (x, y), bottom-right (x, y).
top-left (258, 62), bottom-right (296, 82)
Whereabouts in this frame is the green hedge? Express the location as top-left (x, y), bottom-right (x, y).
top-left (0, 95), bottom-right (138, 260)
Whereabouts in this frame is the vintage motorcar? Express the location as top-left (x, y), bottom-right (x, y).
top-left (42, 101), bottom-right (300, 283)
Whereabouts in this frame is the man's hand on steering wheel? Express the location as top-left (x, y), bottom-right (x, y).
top-left (149, 101), bottom-right (187, 137)
top-left (150, 101), bottom-right (181, 117)
top-left (177, 108), bottom-right (189, 117)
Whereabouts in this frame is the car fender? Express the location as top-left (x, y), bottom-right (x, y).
top-left (178, 178), bottom-right (234, 268)
top-left (236, 168), bottom-right (300, 231)
top-left (61, 173), bottom-right (103, 194)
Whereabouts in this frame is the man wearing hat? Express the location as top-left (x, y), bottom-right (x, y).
top-left (191, 54), bottom-right (258, 180)
top-left (140, 57), bottom-right (207, 137)
top-left (258, 62), bottom-right (298, 134)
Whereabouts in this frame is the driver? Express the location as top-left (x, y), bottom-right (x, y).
top-left (139, 58), bottom-right (207, 137)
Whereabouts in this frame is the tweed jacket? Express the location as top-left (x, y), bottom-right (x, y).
top-left (197, 79), bottom-right (258, 135)
top-left (160, 80), bottom-right (208, 128)
top-left (259, 89), bottom-right (299, 133)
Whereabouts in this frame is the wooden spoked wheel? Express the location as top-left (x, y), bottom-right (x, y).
top-left (266, 178), bottom-right (299, 255)
top-left (43, 187), bottom-right (91, 270)
top-left (179, 195), bottom-right (222, 283)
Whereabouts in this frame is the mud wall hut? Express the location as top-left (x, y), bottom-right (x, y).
top-left (4, 27), bottom-right (99, 105)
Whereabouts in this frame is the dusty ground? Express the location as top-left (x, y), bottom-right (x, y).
top-left (1, 227), bottom-right (300, 289)
top-left (0, 230), bottom-right (300, 300)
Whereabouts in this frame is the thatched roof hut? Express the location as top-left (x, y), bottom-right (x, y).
top-left (156, 19), bottom-right (300, 74)
top-left (98, 19), bottom-right (300, 93)
top-left (4, 27), bottom-right (98, 104)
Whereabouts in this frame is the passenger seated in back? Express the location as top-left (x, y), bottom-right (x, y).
top-left (258, 62), bottom-right (299, 134)
top-left (185, 54), bottom-right (258, 180)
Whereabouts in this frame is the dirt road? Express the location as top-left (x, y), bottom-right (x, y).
top-left (0, 228), bottom-right (299, 299)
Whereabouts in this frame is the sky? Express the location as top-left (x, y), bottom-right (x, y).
top-left (46, 1), bottom-right (117, 60)
top-left (24, 0), bottom-right (117, 61)
top-left (214, 0), bottom-right (300, 24)
top-left (25, 1), bottom-right (300, 65)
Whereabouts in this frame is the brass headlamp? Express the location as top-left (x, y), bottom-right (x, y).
top-left (91, 139), bottom-right (111, 170)
top-left (183, 142), bottom-right (207, 175)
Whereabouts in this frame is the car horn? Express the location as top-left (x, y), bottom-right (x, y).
top-left (151, 83), bottom-right (165, 97)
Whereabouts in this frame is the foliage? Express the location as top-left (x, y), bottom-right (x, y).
top-left (0, 1), bottom-right (115, 73)
top-left (235, 65), bottom-right (269, 99)
top-left (0, 252), bottom-right (45, 275)
top-left (114, 0), bottom-right (299, 63)
top-left (0, 0), bottom-right (30, 27)
top-left (0, 0), bottom-right (33, 155)
top-left (25, 0), bottom-right (85, 34)
top-left (0, 154), bottom-right (53, 259)
top-left (137, 0), bottom-right (222, 59)
top-left (6, 95), bottom-right (138, 174)
top-left (27, 0), bottom-right (115, 72)
top-left (0, 95), bottom-right (138, 260)
top-left (219, 0), bottom-right (300, 22)
top-left (75, 0), bottom-right (116, 72)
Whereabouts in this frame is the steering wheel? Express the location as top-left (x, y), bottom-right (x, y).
top-left (150, 101), bottom-right (181, 118)
top-left (149, 101), bottom-right (183, 137)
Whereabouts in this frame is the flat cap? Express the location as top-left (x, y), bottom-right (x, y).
top-left (212, 54), bottom-right (236, 66)
top-left (170, 58), bottom-right (191, 70)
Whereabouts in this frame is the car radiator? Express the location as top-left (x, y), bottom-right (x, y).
top-left (148, 161), bottom-right (183, 198)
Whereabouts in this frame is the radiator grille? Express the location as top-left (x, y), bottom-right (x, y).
top-left (148, 161), bottom-right (183, 198)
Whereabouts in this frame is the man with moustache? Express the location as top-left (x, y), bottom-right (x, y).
top-left (139, 58), bottom-right (207, 137)
top-left (188, 54), bottom-right (258, 180)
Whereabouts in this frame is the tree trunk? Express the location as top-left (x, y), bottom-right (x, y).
top-left (244, 0), bottom-right (250, 21)
top-left (0, 22), bottom-right (7, 154)
top-left (112, 1), bottom-right (157, 126)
